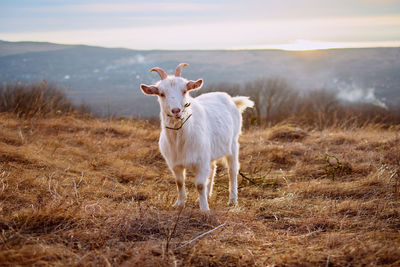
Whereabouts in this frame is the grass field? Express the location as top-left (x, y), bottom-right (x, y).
top-left (0, 113), bottom-right (399, 266)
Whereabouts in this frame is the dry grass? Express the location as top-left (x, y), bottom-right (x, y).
top-left (0, 113), bottom-right (399, 266)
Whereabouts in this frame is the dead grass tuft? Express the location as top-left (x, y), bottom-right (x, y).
top-left (269, 124), bottom-right (308, 142)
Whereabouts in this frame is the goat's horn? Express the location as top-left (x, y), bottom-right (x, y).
top-left (175, 63), bottom-right (189, 77)
top-left (150, 67), bottom-right (168, 80)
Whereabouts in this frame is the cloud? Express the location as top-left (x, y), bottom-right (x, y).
top-left (2, 0), bottom-right (400, 50)
top-left (1, 15), bottom-right (400, 50)
top-left (21, 2), bottom-right (220, 14)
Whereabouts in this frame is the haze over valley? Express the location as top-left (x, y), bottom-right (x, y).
top-left (1, 40), bottom-right (399, 117)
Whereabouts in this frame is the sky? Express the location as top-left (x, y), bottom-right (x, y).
top-left (1, 0), bottom-right (400, 50)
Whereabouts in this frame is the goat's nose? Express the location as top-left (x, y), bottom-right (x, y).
top-left (171, 108), bottom-right (181, 115)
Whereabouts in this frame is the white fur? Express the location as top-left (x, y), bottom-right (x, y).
top-left (141, 72), bottom-right (253, 211)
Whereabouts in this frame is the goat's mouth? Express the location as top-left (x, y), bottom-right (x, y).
top-left (165, 113), bottom-right (192, 131)
top-left (166, 112), bottom-right (182, 119)
top-left (165, 102), bottom-right (191, 129)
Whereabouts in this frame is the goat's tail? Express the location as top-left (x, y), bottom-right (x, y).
top-left (232, 96), bottom-right (254, 113)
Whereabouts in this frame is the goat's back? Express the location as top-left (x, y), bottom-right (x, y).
top-left (194, 92), bottom-right (242, 159)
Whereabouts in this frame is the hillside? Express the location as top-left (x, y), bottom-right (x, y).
top-left (1, 40), bottom-right (399, 117)
top-left (0, 114), bottom-right (399, 266)
top-left (0, 40), bottom-right (72, 57)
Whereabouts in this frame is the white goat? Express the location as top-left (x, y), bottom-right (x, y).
top-left (140, 63), bottom-right (254, 211)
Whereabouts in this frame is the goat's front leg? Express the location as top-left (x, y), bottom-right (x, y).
top-left (195, 165), bottom-right (211, 211)
top-left (172, 166), bottom-right (186, 207)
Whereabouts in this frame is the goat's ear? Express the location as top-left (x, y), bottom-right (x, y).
top-left (140, 84), bottom-right (159, 95)
top-left (186, 79), bottom-right (203, 91)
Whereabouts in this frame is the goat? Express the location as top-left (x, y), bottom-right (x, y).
top-left (140, 63), bottom-right (254, 211)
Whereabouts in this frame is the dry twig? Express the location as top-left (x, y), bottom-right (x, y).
top-left (175, 222), bottom-right (226, 250)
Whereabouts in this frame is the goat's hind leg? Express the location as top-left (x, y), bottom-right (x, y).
top-left (227, 142), bottom-right (239, 206)
top-left (172, 166), bottom-right (186, 207)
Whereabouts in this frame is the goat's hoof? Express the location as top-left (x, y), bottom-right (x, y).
top-left (199, 207), bottom-right (210, 213)
top-left (228, 199), bottom-right (238, 206)
top-left (199, 201), bottom-right (210, 212)
top-left (173, 200), bottom-right (185, 208)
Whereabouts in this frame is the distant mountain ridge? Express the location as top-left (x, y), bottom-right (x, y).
top-left (1, 40), bottom-right (399, 117)
top-left (0, 40), bottom-right (74, 57)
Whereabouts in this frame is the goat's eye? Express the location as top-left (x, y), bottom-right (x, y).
top-left (182, 90), bottom-right (187, 95)
top-left (160, 92), bottom-right (165, 97)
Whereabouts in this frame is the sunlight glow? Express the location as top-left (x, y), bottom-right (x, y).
top-left (240, 40), bottom-right (400, 51)
top-left (278, 40), bottom-right (378, 51)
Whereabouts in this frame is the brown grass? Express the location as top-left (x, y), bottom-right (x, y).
top-left (0, 113), bottom-right (399, 266)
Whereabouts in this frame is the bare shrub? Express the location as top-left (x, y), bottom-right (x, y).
top-left (203, 78), bottom-right (400, 129)
top-left (0, 80), bottom-right (90, 118)
top-left (245, 78), bottom-right (299, 125)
